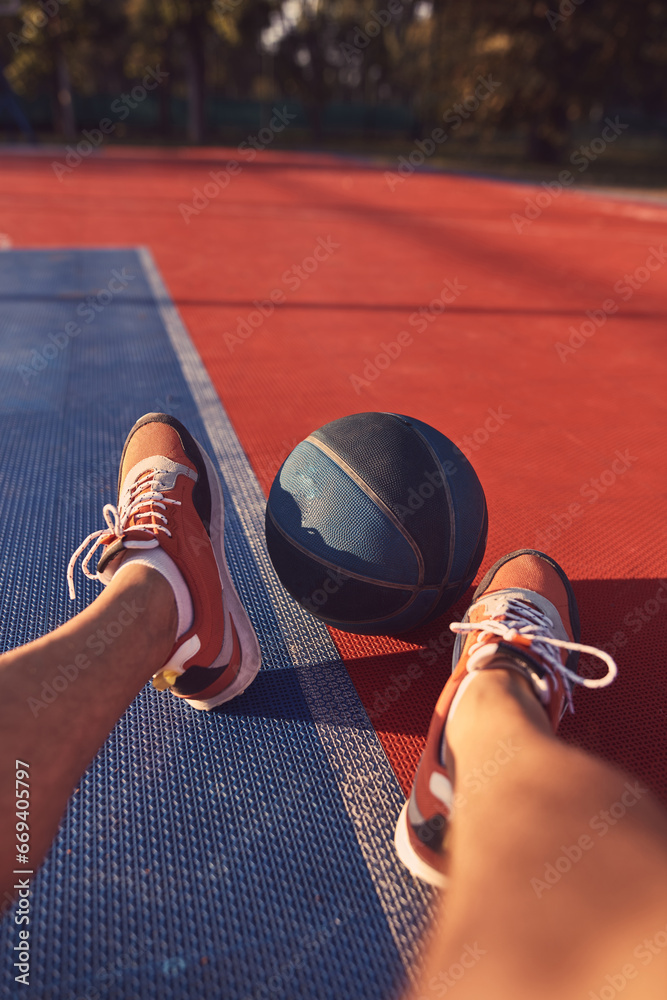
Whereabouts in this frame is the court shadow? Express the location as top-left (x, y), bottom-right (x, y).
top-left (340, 577), bottom-right (667, 804)
top-left (213, 578), bottom-right (667, 806)
top-left (210, 666), bottom-right (316, 725)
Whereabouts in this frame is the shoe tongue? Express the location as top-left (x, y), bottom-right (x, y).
top-left (97, 458), bottom-right (197, 576)
top-left (473, 588), bottom-right (570, 643)
top-left (119, 456), bottom-right (197, 504)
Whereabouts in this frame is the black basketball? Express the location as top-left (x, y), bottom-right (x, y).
top-left (265, 412), bottom-right (488, 635)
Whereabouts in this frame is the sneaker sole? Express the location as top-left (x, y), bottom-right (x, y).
top-left (394, 802), bottom-right (449, 889)
top-left (183, 437), bottom-right (262, 711)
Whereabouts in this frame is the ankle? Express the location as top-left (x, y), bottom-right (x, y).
top-left (105, 562), bottom-right (177, 630)
top-left (445, 660), bottom-right (552, 760)
top-left (108, 549), bottom-right (192, 638)
top-left (476, 660), bottom-right (542, 708)
top-left (106, 558), bottom-right (169, 594)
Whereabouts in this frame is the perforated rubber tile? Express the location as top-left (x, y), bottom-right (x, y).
top-left (0, 249), bottom-right (432, 1000)
top-left (1, 152), bottom-right (665, 986)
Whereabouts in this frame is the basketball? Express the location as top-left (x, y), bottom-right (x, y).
top-left (265, 412), bottom-right (488, 635)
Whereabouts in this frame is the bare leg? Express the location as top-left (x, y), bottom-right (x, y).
top-left (411, 667), bottom-right (667, 1000)
top-left (0, 564), bottom-right (176, 904)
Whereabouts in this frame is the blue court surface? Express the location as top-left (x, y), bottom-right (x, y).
top-left (0, 249), bottom-right (433, 1000)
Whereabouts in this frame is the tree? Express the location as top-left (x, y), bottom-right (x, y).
top-left (1, 0), bottom-right (666, 156)
top-left (125, 0), bottom-right (273, 143)
top-left (401, 0), bottom-right (667, 161)
top-left (4, 0), bottom-right (127, 138)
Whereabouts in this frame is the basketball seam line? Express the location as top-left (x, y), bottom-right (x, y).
top-left (395, 416), bottom-right (458, 613)
top-left (268, 503), bottom-right (461, 626)
top-left (304, 433), bottom-right (425, 585)
top-left (266, 504), bottom-right (443, 592)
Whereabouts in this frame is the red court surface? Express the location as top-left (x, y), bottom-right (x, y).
top-left (2, 147), bottom-right (666, 801)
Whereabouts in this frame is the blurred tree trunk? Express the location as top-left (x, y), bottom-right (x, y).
top-left (158, 29), bottom-right (172, 139)
top-left (305, 16), bottom-right (326, 145)
top-left (185, 13), bottom-right (205, 144)
top-left (49, 15), bottom-right (76, 138)
top-left (55, 49), bottom-right (76, 138)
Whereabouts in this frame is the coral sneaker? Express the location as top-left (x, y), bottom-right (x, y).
top-left (67, 413), bottom-right (261, 710)
top-left (394, 549), bottom-right (617, 887)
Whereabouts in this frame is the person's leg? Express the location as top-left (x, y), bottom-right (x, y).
top-left (396, 550), bottom-right (667, 1000)
top-left (413, 667), bottom-right (667, 1000)
top-left (0, 563), bottom-right (176, 905)
top-left (0, 411), bottom-right (261, 908)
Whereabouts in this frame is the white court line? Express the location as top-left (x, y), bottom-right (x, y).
top-left (137, 245), bottom-right (435, 984)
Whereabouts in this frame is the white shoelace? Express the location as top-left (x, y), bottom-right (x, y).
top-left (450, 598), bottom-right (618, 713)
top-left (66, 469), bottom-right (181, 600)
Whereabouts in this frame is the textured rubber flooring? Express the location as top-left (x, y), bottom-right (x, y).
top-left (0, 150), bottom-right (665, 984)
top-left (0, 248), bottom-right (432, 1000)
top-left (2, 148), bottom-right (662, 802)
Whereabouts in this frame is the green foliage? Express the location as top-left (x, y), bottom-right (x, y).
top-left (0, 0), bottom-right (665, 153)
top-left (4, 0), bottom-right (127, 96)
